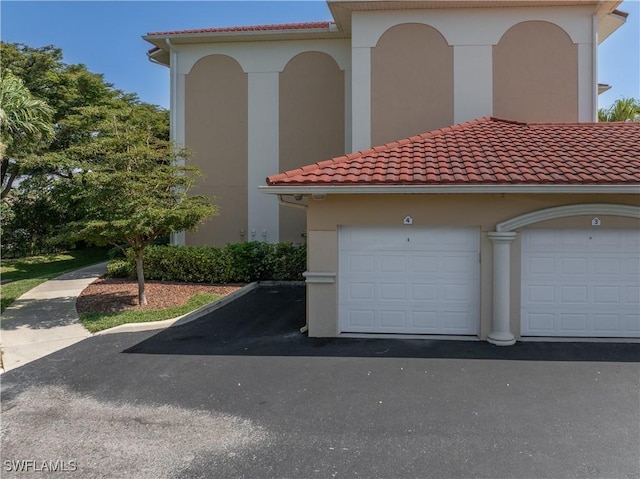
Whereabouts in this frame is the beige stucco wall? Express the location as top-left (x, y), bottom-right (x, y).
top-left (279, 52), bottom-right (345, 244)
top-left (185, 54), bottom-right (248, 246)
top-left (493, 21), bottom-right (579, 123)
top-left (304, 194), bottom-right (639, 338)
top-left (371, 23), bottom-right (454, 146)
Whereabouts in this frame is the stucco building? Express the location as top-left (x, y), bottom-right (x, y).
top-left (145, 0), bottom-right (639, 344)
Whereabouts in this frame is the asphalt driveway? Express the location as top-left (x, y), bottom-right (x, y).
top-left (2, 284), bottom-right (639, 479)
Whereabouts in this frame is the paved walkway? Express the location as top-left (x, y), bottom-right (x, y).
top-left (1, 262), bottom-right (107, 372)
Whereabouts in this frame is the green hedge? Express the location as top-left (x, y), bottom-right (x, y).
top-left (106, 242), bottom-right (306, 283)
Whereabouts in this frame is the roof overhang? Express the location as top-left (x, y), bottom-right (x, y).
top-left (598, 83), bottom-right (612, 94)
top-left (144, 0), bottom-right (625, 67)
top-left (261, 185), bottom-right (640, 195)
top-left (598, 8), bottom-right (628, 44)
top-left (328, 0), bottom-right (624, 36)
top-left (143, 22), bottom-right (345, 66)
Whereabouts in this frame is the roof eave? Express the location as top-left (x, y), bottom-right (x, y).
top-left (147, 47), bottom-right (170, 67)
top-left (598, 8), bottom-right (627, 44)
top-left (260, 184), bottom-right (640, 195)
top-left (142, 24), bottom-right (344, 47)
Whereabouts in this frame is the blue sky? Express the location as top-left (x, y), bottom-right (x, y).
top-left (1, 0), bottom-right (638, 110)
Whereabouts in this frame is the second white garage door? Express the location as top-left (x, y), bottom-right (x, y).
top-left (339, 226), bottom-right (479, 335)
top-left (521, 228), bottom-right (640, 338)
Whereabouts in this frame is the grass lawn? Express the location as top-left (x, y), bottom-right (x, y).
top-left (79, 292), bottom-right (222, 333)
top-left (0, 248), bottom-right (109, 313)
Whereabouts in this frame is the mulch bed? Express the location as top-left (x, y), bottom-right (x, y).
top-left (76, 278), bottom-right (243, 314)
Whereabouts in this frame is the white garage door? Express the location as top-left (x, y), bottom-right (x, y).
top-left (521, 229), bottom-right (640, 338)
top-left (339, 226), bottom-right (479, 335)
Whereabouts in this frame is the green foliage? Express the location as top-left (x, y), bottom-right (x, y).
top-left (80, 292), bottom-right (222, 333)
top-left (106, 242), bottom-right (307, 284)
top-left (598, 97), bottom-right (640, 122)
top-left (64, 100), bottom-right (215, 260)
top-left (0, 69), bottom-right (55, 198)
top-left (0, 41), bottom-right (173, 256)
top-left (1, 175), bottom-right (78, 257)
top-left (106, 259), bottom-right (135, 279)
top-left (0, 248), bottom-right (108, 312)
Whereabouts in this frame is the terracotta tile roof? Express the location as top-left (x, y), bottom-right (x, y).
top-left (267, 118), bottom-right (640, 187)
top-left (147, 22), bottom-right (333, 36)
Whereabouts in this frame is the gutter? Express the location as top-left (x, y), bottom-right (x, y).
top-left (260, 185), bottom-right (640, 195)
top-left (146, 48), bottom-right (165, 66)
top-left (278, 194), bottom-right (308, 210)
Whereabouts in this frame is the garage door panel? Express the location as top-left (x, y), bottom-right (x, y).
top-left (443, 311), bottom-right (474, 331)
top-left (380, 310), bottom-right (406, 328)
top-left (526, 284), bottom-right (555, 303)
top-left (349, 282), bottom-right (375, 300)
top-left (626, 315), bottom-right (640, 333)
top-left (522, 229), bottom-right (640, 338)
top-left (411, 256), bottom-right (439, 273)
top-left (560, 286), bottom-right (587, 303)
top-left (593, 286), bottom-right (619, 304)
top-left (593, 314), bottom-right (620, 333)
top-left (592, 257), bottom-right (620, 275)
top-left (411, 311), bottom-right (438, 329)
top-left (626, 286), bottom-right (639, 304)
top-left (626, 257), bottom-right (640, 276)
top-left (527, 257), bottom-right (555, 275)
top-left (347, 255), bottom-right (375, 273)
top-left (440, 254), bottom-right (472, 274)
top-left (340, 226), bottom-right (479, 335)
top-left (411, 283), bottom-right (438, 301)
top-left (561, 258), bottom-right (588, 275)
top-left (380, 255), bottom-right (406, 272)
top-left (443, 283), bottom-right (474, 303)
top-left (380, 283), bottom-right (406, 300)
top-left (526, 313), bottom-right (555, 333)
top-left (560, 314), bottom-right (588, 332)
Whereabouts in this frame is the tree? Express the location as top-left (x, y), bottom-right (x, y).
top-left (0, 42), bottom-right (167, 257)
top-left (68, 101), bottom-right (216, 306)
top-left (0, 70), bottom-right (54, 198)
top-left (598, 97), bottom-right (640, 122)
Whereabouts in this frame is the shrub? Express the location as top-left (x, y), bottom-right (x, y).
top-left (106, 242), bottom-right (306, 283)
top-left (106, 259), bottom-right (135, 279)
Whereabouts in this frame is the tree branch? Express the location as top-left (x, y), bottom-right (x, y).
top-left (1, 169), bottom-right (20, 199)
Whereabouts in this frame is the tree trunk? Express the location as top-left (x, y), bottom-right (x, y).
top-left (135, 250), bottom-right (148, 307)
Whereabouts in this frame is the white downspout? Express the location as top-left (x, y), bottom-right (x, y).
top-left (592, 13), bottom-right (599, 121)
top-left (278, 194), bottom-right (309, 333)
top-left (166, 38), bottom-right (178, 143)
top-left (165, 38), bottom-right (186, 246)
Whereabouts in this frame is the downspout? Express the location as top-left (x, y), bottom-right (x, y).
top-left (166, 38), bottom-right (185, 246)
top-left (166, 38), bottom-right (178, 148)
top-left (278, 194), bottom-right (309, 333)
top-left (592, 13), bottom-right (598, 121)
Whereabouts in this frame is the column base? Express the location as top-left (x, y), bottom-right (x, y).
top-left (487, 332), bottom-right (516, 346)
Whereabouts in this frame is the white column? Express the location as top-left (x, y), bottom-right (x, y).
top-left (344, 68), bottom-right (353, 154)
top-left (351, 47), bottom-right (371, 152)
top-left (453, 45), bottom-right (493, 123)
top-left (247, 71), bottom-right (279, 243)
top-left (578, 42), bottom-right (595, 122)
top-left (487, 232), bottom-right (517, 346)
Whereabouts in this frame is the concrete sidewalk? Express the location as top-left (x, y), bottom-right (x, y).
top-left (0, 262), bottom-right (107, 372)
